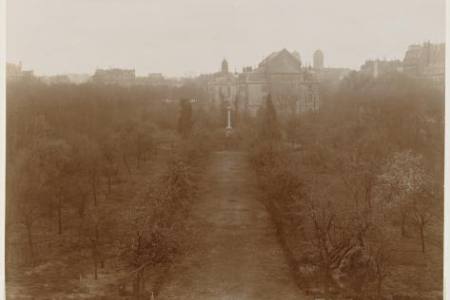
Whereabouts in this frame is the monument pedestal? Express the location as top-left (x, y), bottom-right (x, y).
top-left (225, 104), bottom-right (233, 137)
top-left (225, 127), bottom-right (233, 137)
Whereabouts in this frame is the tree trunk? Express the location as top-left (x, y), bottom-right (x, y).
top-left (25, 221), bottom-right (35, 266)
top-left (376, 277), bottom-right (383, 299)
top-left (133, 273), bottom-right (141, 299)
top-left (78, 194), bottom-right (86, 218)
top-left (93, 224), bottom-right (100, 279)
top-left (136, 148), bottom-right (141, 170)
top-left (57, 196), bottom-right (62, 235)
top-left (48, 199), bottom-right (54, 221)
top-left (91, 171), bottom-right (98, 207)
top-left (107, 174), bottom-right (112, 194)
top-left (95, 224), bottom-right (99, 243)
top-left (323, 266), bottom-right (331, 298)
top-left (141, 269), bottom-right (145, 294)
top-left (93, 240), bottom-right (98, 280)
top-left (365, 183), bottom-right (372, 209)
top-left (123, 154), bottom-right (131, 175)
top-left (419, 223), bottom-right (426, 253)
top-left (401, 211), bottom-right (408, 237)
top-left (94, 258), bottom-right (98, 280)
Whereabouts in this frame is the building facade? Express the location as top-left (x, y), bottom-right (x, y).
top-left (357, 42), bottom-right (445, 90)
top-left (311, 50), bottom-right (352, 85)
top-left (403, 42), bottom-right (445, 88)
top-left (313, 49), bottom-right (324, 69)
top-left (237, 49), bottom-right (319, 115)
top-left (135, 73), bottom-right (166, 85)
top-left (360, 59), bottom-right (403, 78)
top-left (6, 62), bottom-right (34, 82)
top-left (92, 68), bottom-right (136, 85)
top-left (207, 49), bottom-right (320, 117)
top-left (207, 59), bottom-right (238, 109)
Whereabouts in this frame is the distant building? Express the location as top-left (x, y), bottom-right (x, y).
top-left (313, 50), bottom-right (324, 69)
top-left (92, 68), bottom-right (135, 85)
top-left (207, 50), bottom-right (320, 117)
top-left (311, 50), bottom-right (352, 84)
top-left (292, 51), bottom-right (302, 64)
top-left (136, 73), bottom-right (166, 85)
top-left (221, 59), bottom-right (229, 74)
top-left (40, 73), bottom-right (90, 85)
top-left (360, 59), bottom-right (403, 78)
top-left (6, 63), bottom-right (23, 80)
top-left (402, 42), bottom-right (445, 88)
top-left (236, 49), bottom-right (319, 115)
top-left (316, 67), bottom-right (352, 83)
top-left (41, 75), bottom-right (71, 85)
top-left (207, 59), bottom-right (238, 108)
top-left (66, 74), bottom-right (91, 84)
top-left (6, 62), bottom-right (34, 82)
top-left (357, 42), bottom-right (445, 89)
top-left (148, 73), bottom-right (164, 83)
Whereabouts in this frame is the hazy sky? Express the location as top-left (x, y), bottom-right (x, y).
top-left (7, 0), bottom-right (446, 76)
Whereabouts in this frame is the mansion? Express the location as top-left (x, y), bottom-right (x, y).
top-left (207, 49), bottom-right (320, 116)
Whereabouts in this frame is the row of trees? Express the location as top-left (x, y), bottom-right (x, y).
top-left (6, 81), bottom-right (217, 298)
top-left (248, 73), bottom-right (443, 299)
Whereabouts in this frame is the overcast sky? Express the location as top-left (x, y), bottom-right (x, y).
top-left (7, 0), bottom-right (446, 76)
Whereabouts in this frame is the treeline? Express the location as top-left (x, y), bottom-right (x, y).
top-left (248, 73), bottom-right (443, 299)
top-left (6, 81), bottom-right (218, 298)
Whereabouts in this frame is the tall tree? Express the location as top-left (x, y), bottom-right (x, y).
top-left (258, 94), bottom-right (281, 142)
top-left (177, 99), bottom-right (193, 138)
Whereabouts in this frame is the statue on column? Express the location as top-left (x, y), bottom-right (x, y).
top-left (225, 103), bottom-right (233, 137)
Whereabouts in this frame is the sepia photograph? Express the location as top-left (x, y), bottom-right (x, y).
top-left (2, 0), bottom-right (447, 299)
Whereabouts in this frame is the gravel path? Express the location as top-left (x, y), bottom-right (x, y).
top-left (158, 151), bottom-right (309, 300)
